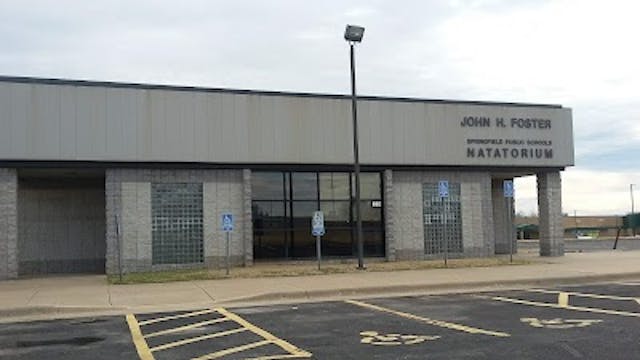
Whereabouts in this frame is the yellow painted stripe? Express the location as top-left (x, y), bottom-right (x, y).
top-left (345, 299), bottom-right (510, 337)
top-left (192, 339), bottom-right (272, 360)
top-left (150, 327), bottom-right (247, 352)
top-left (144, 317), bottom-right (229, 338)
top-left (138, 309), bottom-right (218, 326)
top-left (246, 354), bottom-right (314, 360)
top-left (528, 289), bottom-right (640, 303)
top-left (125, 314), bottom-right (155, 360)
top-left (216, 307), bottom-right (312, 357)
top-left (558, 292), bottom-right (569, 307)
top-left (492, 296), bottom-right (640, 318)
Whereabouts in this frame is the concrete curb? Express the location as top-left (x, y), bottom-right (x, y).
top-left (1, 271), bottom-right (639, 323)
top-left (219, 272), bottom-right (640, 305)
top-left (0, 306), bottom-right (125, 323)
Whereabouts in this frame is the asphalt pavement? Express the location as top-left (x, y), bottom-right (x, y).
top-left (0, 315), bottom-right (137, 359)
top-left (518, 238), bottom-right (640, 253)
top-left (2, 281), bottom-right (639, 359)
top-left (2, 250), bottom-right (640, 325)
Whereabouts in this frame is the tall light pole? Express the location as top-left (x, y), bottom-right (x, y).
top-left (344, 24), bottom-right (365, 269)
top-left (632, 184), bottom-right (636, 236)
top-left (631, 184), bottom-right (635, 214)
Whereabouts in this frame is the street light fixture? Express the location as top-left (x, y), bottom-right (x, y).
top-left (344, 24), bottom-right (365, 269)
top-left (344, 25), bottom-right (365, 42)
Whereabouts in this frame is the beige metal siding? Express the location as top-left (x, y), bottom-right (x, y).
top-left (0, 81), bottom-right (574, 167)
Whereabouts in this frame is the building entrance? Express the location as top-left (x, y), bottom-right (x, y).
top-left (252, 171), bottom-right (384, 259)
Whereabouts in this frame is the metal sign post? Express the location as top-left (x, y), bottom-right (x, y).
top-left (312, 211), bottom-right (325, 270)
top-left (503, 180), bottom-right (514, 263)
top-left (115, 215), bottom-right (122, 282)
top-left (222, 213), bottom-right (234, 275)
top-left (438, 180), bottom-right (449, 267)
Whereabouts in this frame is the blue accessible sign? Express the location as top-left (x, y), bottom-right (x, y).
top-left (311, 211), bottom-right (325, 236)
top-left (438, 180), bottom-right (449, 198)
top-left (221, 213), bottom-right (234, 232)
top-left (503, 180), bottom-right (514, 198)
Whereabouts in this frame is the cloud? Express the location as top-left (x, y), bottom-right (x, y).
top-left (437, 0), bottom-right (640, 103)
top-left (0, 0), bottom-right (638, 215)
top-left (516, 168), bottom-right (640, 216)
top-left (343, 6), bottom-right (378, 18)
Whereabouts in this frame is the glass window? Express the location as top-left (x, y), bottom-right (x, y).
top-left (322, 230), bottom-right (353, 256)
top-left (422, 183), bottom-right (463, 255)
top-left (291, 172), bottom-right (318, 200)
top-left (252, 201), bottom-right (287, 230)
top-left (320, 201), bottom-right (350, 227)
top-left (363, 230), bottom-right (385, 256)
top-left (319, 173), bottom-right (350, 200)
top-left (254, 230), bottom-right (289, 258)
top-left (290, 228), bottom-right (315, 258)
top-left (356, 200), bottom-right (382, 223)
top-left (352, 172), bottom-right (381, 199)
top-left (252, 171), bottom-right (385, 260)
top-left (291, 201), bottom-right (318, 228)
top-left (151, 183), bottom-right (203, 265)
top-left (252, 172), bottom-right (286, 200)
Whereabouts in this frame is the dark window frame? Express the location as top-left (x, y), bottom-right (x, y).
top-left (251, 170), bottom-right (385, 259)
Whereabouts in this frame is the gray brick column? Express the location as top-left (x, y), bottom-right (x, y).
top-left (0, 168), bottom-right (18, 279)
top-left (492, 179), bottom-right (515, 254)
top-left (105, 170), bottom-right (119, 276)
top-left (391, 172), bottom-right (425, 260)
top-left (242, 169), bottom-right (253, 266)
top-left (383, 169), bottom-right (395, 261)
top-left (537, 171), bottom-right (564, 256)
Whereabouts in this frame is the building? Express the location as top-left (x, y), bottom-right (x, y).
top-left (0, 76), bottom-right (574, 279)
top-left (516, 215), bottom-right (625, 239)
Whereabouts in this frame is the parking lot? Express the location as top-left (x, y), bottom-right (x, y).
top-left (1, 281), bottom-right (639, 359)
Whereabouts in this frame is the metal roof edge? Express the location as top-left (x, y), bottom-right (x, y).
top-left (0, 75), bottom-right (564, 109)
top-left (0, 160), bottom-right (567, 173)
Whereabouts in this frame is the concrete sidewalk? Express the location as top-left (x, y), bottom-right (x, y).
top-left (1, 250), bottom-right (639, 323)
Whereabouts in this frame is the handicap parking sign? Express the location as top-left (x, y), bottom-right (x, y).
top-left (311, 211), bottom-right (325, 236)
top-left (503, 180), bottom-right (514, 198)
top-left (222, 213), bottom-right (234, 232)
top-left (438, 180), bottom-right (449, 198)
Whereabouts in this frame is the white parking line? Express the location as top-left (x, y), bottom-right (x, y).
top-left (558, 292), bottom-right (569, 307)
top-left (150, 327), bottom-right (248, 352)
top-left (345, 299), bottom-right (510, 337)
top-left (192, 340), bottom-right (272, 360)
top-left (144, 317), bottom-right (230, 338)
top-left (527, 289), bottom-right (640, 303)
top-left (138, 309), bottom-right (218, 326)
top-left (492, 296), bottom-right (640, 318)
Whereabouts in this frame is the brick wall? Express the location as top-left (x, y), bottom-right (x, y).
top-left (18, 181), bottom-right (106, 275)
top-left (387, 170), bottom-right (494, 260)
top-left (383, 170), bottom-right (395, 261)
top-left (105, 168), bottom-right (249, 275)
top-left (538, 171), bottom-right (564, 256)
top-left (0, 168), bottom-right (17, 279)
top-left (492, 179), bottom-right (516, 254)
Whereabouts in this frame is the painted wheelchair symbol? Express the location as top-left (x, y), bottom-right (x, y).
top-left (521, 317), bottom-right (602, 329)
top-left (360, 331), bottom-right (440, 346)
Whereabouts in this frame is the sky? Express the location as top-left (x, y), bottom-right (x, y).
top-left (1, 0), bottom-right (638, 216)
